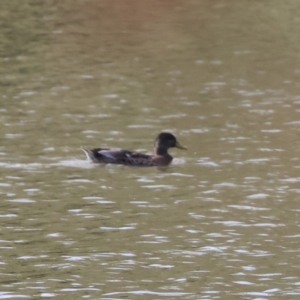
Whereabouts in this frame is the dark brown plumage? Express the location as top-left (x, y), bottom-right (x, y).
top-left (81, 132), bottom-right (186, 166)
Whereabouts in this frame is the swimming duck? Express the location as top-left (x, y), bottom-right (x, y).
top-left (81, 132), bottom-right (186, 166)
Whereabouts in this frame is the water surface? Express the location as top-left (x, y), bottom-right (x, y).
top-left (1, 0), bottom-right (300, 299)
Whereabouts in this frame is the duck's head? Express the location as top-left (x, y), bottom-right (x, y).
top-left (154, 132), bottom-right (187, 154)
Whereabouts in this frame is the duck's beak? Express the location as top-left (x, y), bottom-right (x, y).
top-left (175, 141), bottom-right (187, 150)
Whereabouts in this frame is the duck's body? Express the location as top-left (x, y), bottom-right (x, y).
top-left (81, 147), bottom-right (173, 166)
top-left (81, 132), bottom-right (186, 167)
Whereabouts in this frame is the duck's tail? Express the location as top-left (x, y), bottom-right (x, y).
top-left (81, 147), bottom-right (97, 163)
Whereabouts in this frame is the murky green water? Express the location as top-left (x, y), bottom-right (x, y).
top-left (1, 0), bottom-right (300, 299)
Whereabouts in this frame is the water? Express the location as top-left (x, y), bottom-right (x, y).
top-left (1, 0), bottom-right (300, 299)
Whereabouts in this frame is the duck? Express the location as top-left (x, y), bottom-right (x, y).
top-left (81, 132), bottom-right (186, 166)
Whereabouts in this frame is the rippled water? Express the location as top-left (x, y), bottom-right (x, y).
top-left (1, 0), bottom-right (300, 299)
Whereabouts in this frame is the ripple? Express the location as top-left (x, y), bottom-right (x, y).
top-left (246, 193), bottom-right (269, 199)
top-left (280, 177), bottom-right (300, 182)
top-left (228, 205), bottom-right (269, 211)
top-left (7, 199), bottom-right (35, 203)
top-left (167, 173), bottom-right (194, 177)
top-left (100, 226), bottom-right (135, 231)
top-left (148, 264), bottom-right (173, 268)
top-left (127, 124), bottom-right (155, 128)
top-left (103, 291), bottom-right (192, 296)
top-left (197, 159), bottom-right (219, 167)
top-left (245, 158), bottom-right (271, 164)
top-left (215, 221), bottom-right (285, 228)
top-left (102, 94), bottom-right (119, 99)
top-left (63, 256), bottom-right (87, 261)
top-left (136, 177), bottom-right (155, 183)
top-left (185, 128), bottom-right (210, 133)
top-left (64, 179), bottom-right (93, 183)
top-left (258, 148), bottom-right (284, 152)
top-left (213, 182), bottom-right (237, 188)
top-left (0, 214), bottom-right (17, 218)
top-left (5, 133), bottom-right (23, 139)
top-left (0, 162), bottom-right (43, 170)
top-left (0, 293), bottom-right (30, 299)
top-left (60, 288), bottom-right (100, 292)
top-left (142, 184), bottom-right (175, 189)
top-left (261, 129), bottom-right (281, 133)
top-left (172, 158), bottom-right (186, 165)
top-left (40, 293), bottom-right (56, 298)
top-left (234, 281), bottom-right (253, 285)
top-left (160, 113), bottom-right (186, 119)
top-left (56, 159), bottom-right (94, 168)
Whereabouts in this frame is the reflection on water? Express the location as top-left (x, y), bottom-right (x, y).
top-left (1, 0), bottom-right (300, 299)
